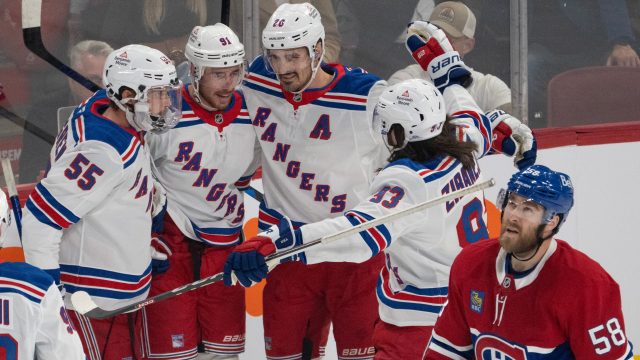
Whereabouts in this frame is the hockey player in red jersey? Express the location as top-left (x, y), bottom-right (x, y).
top-left (0, 191), bottom-right (86, 359)
top-left (21, 44), bottom-right (182, 359)
top-left (141, 24), bottom-right (258, 360)
top-left (425, 165), bottom-right (634, 360)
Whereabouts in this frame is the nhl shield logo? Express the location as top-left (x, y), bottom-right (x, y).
top-left (293, 93), bottom-right (302, 102)
top-left (470, 290), bottom-right (484, 314)
top-left (215, 113), bottom-right (224, 124)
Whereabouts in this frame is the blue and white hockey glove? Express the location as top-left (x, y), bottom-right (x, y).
top-left (405, 21), bottom-right (471, 92)
top-left (150, 236), bottom-right (172, 274)
top-left (487, 110), bottom-right (537, 170)
top-left (223, 217), bottom-right (302, 287)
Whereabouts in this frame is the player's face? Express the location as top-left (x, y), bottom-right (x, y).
top-left (147, 84), bottom-right (181, 117)
top-left (266, 48), bottom-right (313, 92)
top-left (499, 193), bottom-right (545, 255)
top-left (197, 65), bottom-right (242, 110)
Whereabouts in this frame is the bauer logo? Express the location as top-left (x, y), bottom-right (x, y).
top-left (430, 54), bottom-right (460, 73)
top-left (470, 290), bottom-right (484, 313)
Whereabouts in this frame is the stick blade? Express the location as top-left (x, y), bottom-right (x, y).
top-left (70, 291), bottom-right (98, 315)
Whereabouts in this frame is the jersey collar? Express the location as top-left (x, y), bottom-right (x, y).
top-left (282, 63), bottom-right (345, 109)
top-left (182, 84), bottom-right (242, 132)
top-left (495, 238), bottom-right (558, 291)
top-left (90, 96), bottom-right (144, 142)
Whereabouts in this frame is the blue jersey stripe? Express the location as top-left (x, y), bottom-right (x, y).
top-left (0, 287), bottom-right (43, 304)
top-left (60, 264), bottom-right (152, 283)
top-left (243, 81), bottom-right (284, 99)
top-left (376, 279), bottom-right (444, 313)
top-left (310, 99), bottom-right (366, 111)
top-left (175, 119), bottom-right (205, 128)
top-left (123, 144), bottom-right (141, 169)
top-left (25, 199), bottom-right (62, 230)
top-left (65, 282), bottom-right (151, 300)
top-left (345, 215), bottom-right (380, 256)
top-left (36, 184), bottom-right (80, 223)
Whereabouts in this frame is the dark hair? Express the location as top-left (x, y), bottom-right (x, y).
top-left (388, 117), bottom-right (478, 169)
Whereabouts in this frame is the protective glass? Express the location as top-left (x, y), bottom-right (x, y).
top-left (145, 82), bottom-right (183, 132)
top-left (199, 66), bottom-right (244, 87)
top-left (263, 49), bottom-right (313, 75)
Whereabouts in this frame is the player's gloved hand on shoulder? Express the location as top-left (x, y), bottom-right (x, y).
top-left (223, 217), bottom-right (303, 287)
top-left (150, 236), bottom-right (172, 274)
top-left (487, 110), bottom-right (537, 170)
top-left (405, 21), bottom-right (471, 92)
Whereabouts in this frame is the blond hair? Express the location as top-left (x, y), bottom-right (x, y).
top-left (143, 0), bottom-right (207, 35)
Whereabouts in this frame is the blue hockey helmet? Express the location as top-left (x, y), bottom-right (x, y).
top-left (498, 165), bottom-right (574, 229)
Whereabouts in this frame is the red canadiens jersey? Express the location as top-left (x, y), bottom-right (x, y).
top-left (426, 238), bottom-right (634, 360)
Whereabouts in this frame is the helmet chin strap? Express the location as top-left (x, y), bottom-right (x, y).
top-left (511, 224), bottom-right (552, 262)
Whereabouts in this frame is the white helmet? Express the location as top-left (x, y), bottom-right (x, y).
top-left (374, 79), bottom-right (446, 149)
top-left (103, 44), bottom-right (182, 133)
top-left (0, 191), bottom-right (10, 246)
top-left (262, 3), bottom-right (325, 91)
top-left (185, 24), bottom-right (245, 104)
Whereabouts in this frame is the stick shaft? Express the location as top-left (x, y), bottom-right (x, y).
top-left (1, 159), bottom-right (22, 240)
top-left (266, 178), bottom-right (495, 264)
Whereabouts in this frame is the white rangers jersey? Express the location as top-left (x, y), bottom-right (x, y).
top-left (300, 85), bottom-right (493, 327)
top-left (0, 262), bottom-right (85, 359)
top-left (242, 57), bottom-right (388, 235)
top-left (22, 90), bottom-right (154, 311)
top-left (146, 86), bottom-right (259, 245)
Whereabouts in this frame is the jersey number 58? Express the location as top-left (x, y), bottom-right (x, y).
top-left (588, 317), bottom-right (626, 355)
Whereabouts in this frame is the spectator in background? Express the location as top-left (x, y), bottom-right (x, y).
top-left (231, 0), bottom-right (342, 62)
top-left (389, 1), bottom-right (512, 113)
top-left (74, 0), bottom-right (215, 82)
top-left (332, 0), bottom-right (418, 77)
top-left (20, 40), bottom-right (112, 183)
top-left (528, 0), bottom-right (640, 127)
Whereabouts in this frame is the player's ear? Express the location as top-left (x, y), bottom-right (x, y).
top-left (313, 40), bottom-right (323, 62)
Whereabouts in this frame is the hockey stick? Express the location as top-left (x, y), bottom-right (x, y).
top-left (71, 178), bottom-right (495, 319)
top-left (22, 0), bottom-right (100, 93)
top-left (244, 186), bottom-right (264, 203)
top-left (1, 158), bottom-right (22, 241)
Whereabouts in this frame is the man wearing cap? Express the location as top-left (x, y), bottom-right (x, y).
top-left (389, 1), bottom-right (512, 113)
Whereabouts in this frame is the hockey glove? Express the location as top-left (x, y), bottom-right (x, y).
top-left (487, 110), bottom-right (538, 170)
top-left (223, 217), bottom-right (302, 287)
top-left (405, 21), bottom-right (471, 92)
top-left (150, 236), bottom-right (172, 274)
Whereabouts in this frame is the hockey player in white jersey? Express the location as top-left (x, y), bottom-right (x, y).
top-left (0, 191), bottom-right (86, 360)
top-left (240, 2), bottom-right (389, 358)
top-left (142, 24), bottom-right (258, 360)
top-left (21, 44), bottom-right (181, 360)
top-left (226, 21), bottom-right (537, 359)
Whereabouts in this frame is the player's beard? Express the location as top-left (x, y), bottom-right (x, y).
top-left (499, 220), bottom-right (541, 257)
